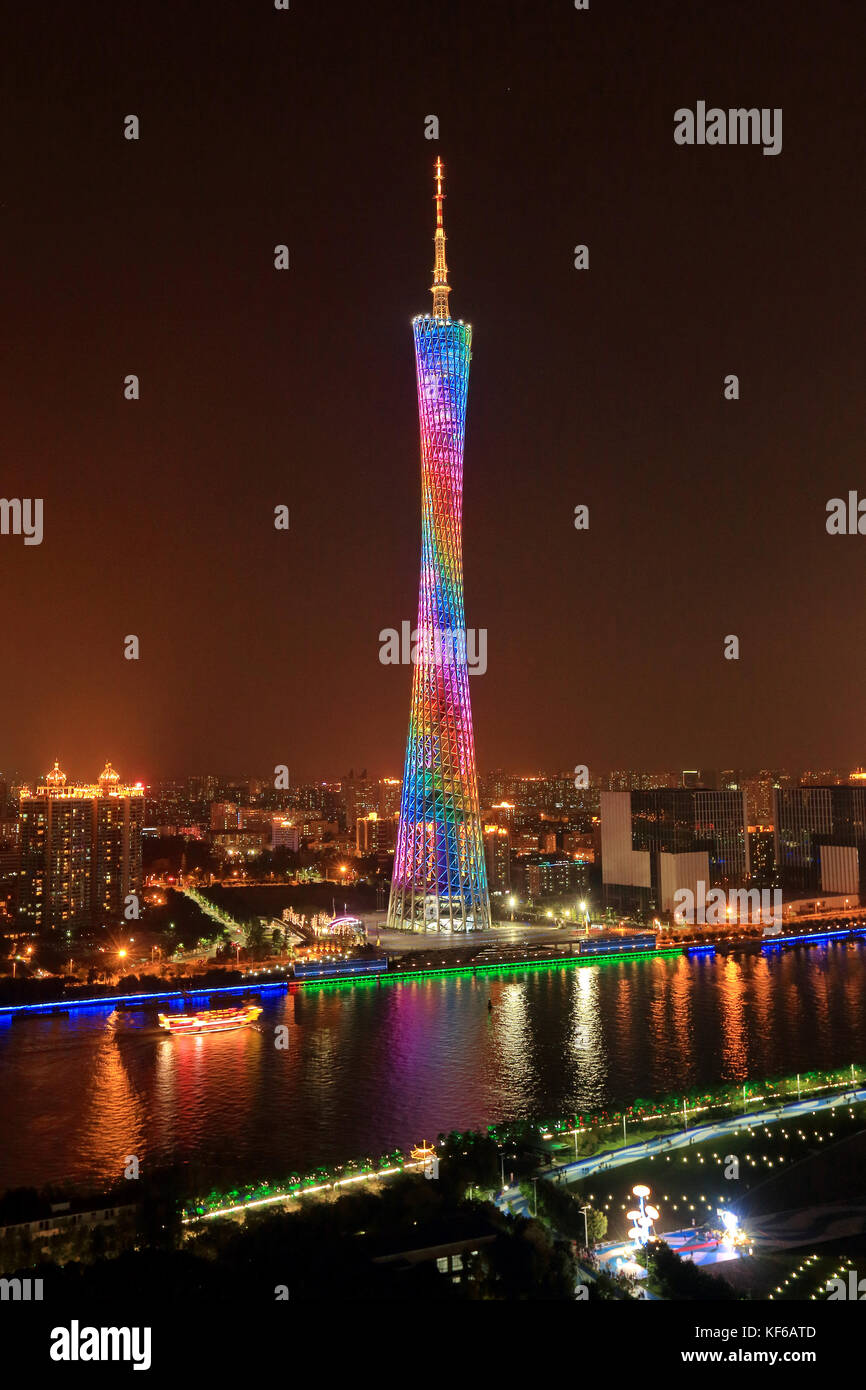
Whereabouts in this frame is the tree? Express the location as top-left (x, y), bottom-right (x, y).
top-left (438, 1131), bottom-right (501, 1195)
top-left (531, 1180), bottom-right (607, 1247)
top-left (586, 1207), bottom-right (607, 1244)
top-left (644, 1240), bottom-right (738, 1300)
top-left (467, 1218), bottom-right (576, 1300)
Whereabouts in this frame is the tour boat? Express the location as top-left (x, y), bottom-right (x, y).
top-left (157, 1003), bottom-right (262, 1034)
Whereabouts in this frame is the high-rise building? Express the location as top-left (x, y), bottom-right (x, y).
top-left (748, 824), bottom-right (776, 888)
top-left (18, 761), bottom-right (144, 934)
top-left (378, 777), bottom-right (402, 818)
top-left (92, 762), bottom-right (144, 928)
top-left (607, 770), bottom-right (680, 792)
top-left (271, 817), bottom-right (299, 852)
top-left (343, 770), bottom-right (378, 831)
top-left (388, 161), bottom-right (490, 933)
top-left (483, 824), bottom-right (511, 895)
top-left (743, 772), bottom-right (776, 825)
top-left (291, 783), bottom-right (341, 822)
top-left (356, 811), bottom-right (399, 855)
top-left (514, 854), bottom-right (588, 901)
top-left (146, 779), bottom-right (193, 834)
top-left (210, 802), bottom-right (240, 831)
top-left (0, 813), bottom-right (20, 927)
top-left (601, 788), bottom-right (749, 917)
top-left (774, 785), bottom-right (866, 900)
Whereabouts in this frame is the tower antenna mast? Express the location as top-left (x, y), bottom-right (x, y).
top-left (431, 157), bottom-right (451, 319)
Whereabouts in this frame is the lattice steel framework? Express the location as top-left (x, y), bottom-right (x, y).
top-left (387, 161), bottom-right (491, 933)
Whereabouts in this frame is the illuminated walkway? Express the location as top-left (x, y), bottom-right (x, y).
top-left (181, 888), bottom-right (248, 957)
top-left (544, 1087), bottom-right (866, 1188)
top-left (496, 1087), bottom-right (866, 1216)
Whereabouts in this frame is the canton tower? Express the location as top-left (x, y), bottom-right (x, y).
top-left (387, 159), bottom-right (491, 934)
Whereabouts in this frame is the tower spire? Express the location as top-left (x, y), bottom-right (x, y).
top-left (431, 157), bottom-right (451, 319)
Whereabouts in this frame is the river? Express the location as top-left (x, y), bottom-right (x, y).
top-left (1, 939), bottom-right (864, 1193)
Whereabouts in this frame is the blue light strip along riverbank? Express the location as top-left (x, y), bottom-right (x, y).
top-left (0, 947), bottom-right (681, 1016)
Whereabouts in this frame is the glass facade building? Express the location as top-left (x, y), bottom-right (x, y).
top-left (774, 785), bottom-right (866, 897)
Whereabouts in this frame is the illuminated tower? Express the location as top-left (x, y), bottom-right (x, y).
top-left (387, 160), bottom-right (491, 933)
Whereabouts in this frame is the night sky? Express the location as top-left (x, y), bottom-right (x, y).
top-left (3, 1), bottom-right (864, 782)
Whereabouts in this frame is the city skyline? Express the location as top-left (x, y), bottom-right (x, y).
top-left (7, 757), bottom-right (866, 790)
top-left (4, 0), bottom-right (866, 1337)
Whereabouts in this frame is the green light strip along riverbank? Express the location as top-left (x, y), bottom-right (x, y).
top-left (183, 1157), bottom-right (434, 1223)
top-left (0, 948), bottom-right (682, 1016)
top-left (182, 1064), bottom-right (864, 1225)
top-left (296, 947), bottom-right (682, 993)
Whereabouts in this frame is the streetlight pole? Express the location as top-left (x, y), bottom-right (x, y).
top-left (531, 1177), bottom-right (538, 1217)
top-left (579, 1204), bottom-right (589, 1248)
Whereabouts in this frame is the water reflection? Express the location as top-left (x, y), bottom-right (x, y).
top-left (1, 941), bottom-right (865, 1192)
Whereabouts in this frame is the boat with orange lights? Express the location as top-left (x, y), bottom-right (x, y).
top-left (157, 1003), bottom-right (262, 1035)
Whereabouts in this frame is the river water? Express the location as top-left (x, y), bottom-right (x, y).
top-left (1, 940), bottom-right (865, 1193)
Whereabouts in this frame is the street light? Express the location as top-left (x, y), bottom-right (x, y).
top-left (578, 1204), bottom-right (590, 1247)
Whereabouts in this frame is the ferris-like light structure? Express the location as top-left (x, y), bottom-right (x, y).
top-left (387, 159), bottom-right (491, 934)
top-left (627, 1184), bottom-right (660, 1247)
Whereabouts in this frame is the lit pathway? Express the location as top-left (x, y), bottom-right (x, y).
top-left (495, 1086), bottom-right (866, 1213)
top-left (494, 1088), bottom-right (865, 1296)
top-left (545, 1086), bottom-right (866, 1187)
top-left (180, 888), bottom-right (247, 959)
